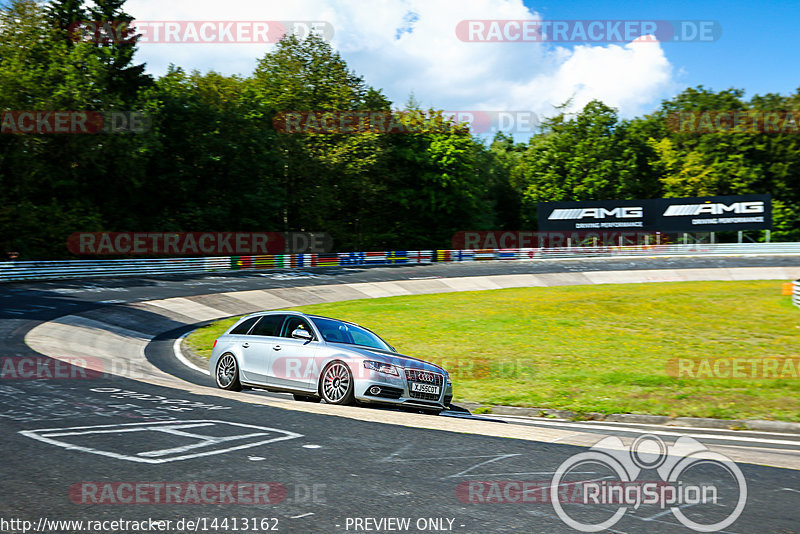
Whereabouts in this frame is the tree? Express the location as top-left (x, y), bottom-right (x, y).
top-left (514, 101), bottom-right (659, 227)
top-left (251, 34), bottom-right (392, 244)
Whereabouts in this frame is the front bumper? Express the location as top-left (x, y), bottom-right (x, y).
top-left (353, 368), bottom-right (453, 409)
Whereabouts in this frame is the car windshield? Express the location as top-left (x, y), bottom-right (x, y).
top-left (311, 317), bottom-right (393, 351)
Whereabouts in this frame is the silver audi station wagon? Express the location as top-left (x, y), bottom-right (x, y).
top-left (209, 311), bottom-right (453, 413)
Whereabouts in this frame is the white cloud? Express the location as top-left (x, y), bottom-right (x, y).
top-left (125, 0), bottom-right (676, 129)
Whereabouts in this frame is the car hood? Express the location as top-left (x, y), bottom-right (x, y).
top-left (328, 343), bottom-right (447, 375)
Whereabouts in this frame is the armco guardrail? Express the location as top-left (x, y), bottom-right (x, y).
top-left (2, 243), bottom-right (800, 282)
top-left (794, 279), bottom-right (800, 309)
top-left (437, 242), bottom-right (800, 261)
top-left (0, 251), bottom-right (433, 282)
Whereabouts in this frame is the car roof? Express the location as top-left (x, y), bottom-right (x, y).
top-left (241, 310), bottom-right (360, 327)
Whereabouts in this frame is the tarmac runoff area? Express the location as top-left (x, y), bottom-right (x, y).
top-left (22, 262), bottom-right (800, 471)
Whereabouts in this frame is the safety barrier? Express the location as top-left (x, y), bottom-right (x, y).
top-left (2, 243), bottom-right (800, 282)
top-left (794, 279), bottom-right (800, 309)
top-left (0, 251), bottom-right (434, 281)
top-left (436, 242), bottom-right (800, 261)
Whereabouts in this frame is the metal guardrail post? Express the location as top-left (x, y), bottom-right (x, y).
top-left (793, 280), bottom-right (800, 309)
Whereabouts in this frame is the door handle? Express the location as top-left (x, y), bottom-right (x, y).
top-left (242, 343), bottom-right (249, 348)
top-left (273, 345), bottom-right (282, 351)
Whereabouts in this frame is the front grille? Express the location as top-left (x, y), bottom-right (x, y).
top-left (405, 369), bottom-right (444, 401)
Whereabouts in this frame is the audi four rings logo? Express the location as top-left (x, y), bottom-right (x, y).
top-left (417, 373), bottom-right (435, 382)
top-left (548, 207), bottom-right (644, 220)
top-left (663, 201), bottom-right (765, 216)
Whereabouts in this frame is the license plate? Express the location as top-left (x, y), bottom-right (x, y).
top-left (411, 383), bottom-right (440, 395)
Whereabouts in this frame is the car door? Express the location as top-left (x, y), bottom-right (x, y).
top-left (267, 315), bottom-right (321, 391)
top-left (221, 316), bottom-right (262, 384)
top-left (238, 314), bottom-right (286, 385)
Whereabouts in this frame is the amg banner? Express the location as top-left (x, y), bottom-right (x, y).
top-left (538, 194), bottom-right (771, 232)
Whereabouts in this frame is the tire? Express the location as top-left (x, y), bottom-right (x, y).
top-left (293, 394), bottom-right (321, 403)
top-left (214, 353), bottom-right (242, 391)
top-left (319, 361), bottom-right (355, 405)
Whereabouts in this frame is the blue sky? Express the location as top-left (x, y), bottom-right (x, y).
top-left (529, 0), bottom-right (799, 99)
top-left (5, 0), bottom-right (798, 134)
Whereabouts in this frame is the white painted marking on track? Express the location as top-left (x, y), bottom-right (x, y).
top-left (491, 416), bottom-right (800, 447)
top-left (642, 503), bottom-right (698, 521)
top-left (20, 420), bottom-right (302, 463)
top-left (456, 471), bottom-right (594, 477)
top-left (302, 444), bottom-right (321, 449)
top-left (291, 513), bottom-right (314, 519)
top-left (173, 331), bottom-right (211, 376)
top-left (444, 453), bottom-right (521, 478)
top-left (378, 443), bottom-right (412, 462)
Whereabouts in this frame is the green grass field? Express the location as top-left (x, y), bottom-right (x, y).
top-left (187, 280), bottom-right (800, 421)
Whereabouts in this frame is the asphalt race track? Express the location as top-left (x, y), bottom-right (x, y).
top-left (2, 256), bottom-right (800, 533)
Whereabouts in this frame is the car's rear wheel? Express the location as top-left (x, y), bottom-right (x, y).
top-left (319, 361), bottom-right (355, 405)
top-left (293, 394), bottom-right (321, 403)
top-left (215, 353), bottom-right (242, 391)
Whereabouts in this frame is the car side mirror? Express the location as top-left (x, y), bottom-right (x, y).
top-left (291, 328), bottom-right (312, 342)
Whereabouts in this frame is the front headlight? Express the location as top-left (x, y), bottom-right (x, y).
top-left (363, 360), bottom-right (399, 376)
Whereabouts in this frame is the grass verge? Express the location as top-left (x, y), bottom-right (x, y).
top-left (186, 280), bottom-right (800, 421)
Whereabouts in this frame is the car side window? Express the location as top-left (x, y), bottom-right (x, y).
top-left (315, 320), bottom-right (353, 344)
top-left (250, 314), bottom-right (286, 337)
top-left (229, 316), bottom-right (260, 335)
top-left (281, 316), bottom-right (315, 339)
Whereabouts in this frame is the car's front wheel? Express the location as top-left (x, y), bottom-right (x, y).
top-left (319, 361), bottom-right (355, 405)
top-left (215, 353), bottom-right (242, 391)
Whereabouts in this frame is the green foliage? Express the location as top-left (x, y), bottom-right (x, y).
top-left (1, 0), bottom-right (798, 258)
top-left (513, 100), bottom-right (661, 225)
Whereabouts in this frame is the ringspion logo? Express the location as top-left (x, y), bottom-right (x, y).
top-left (550, 434), bottom-right (746, 532)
